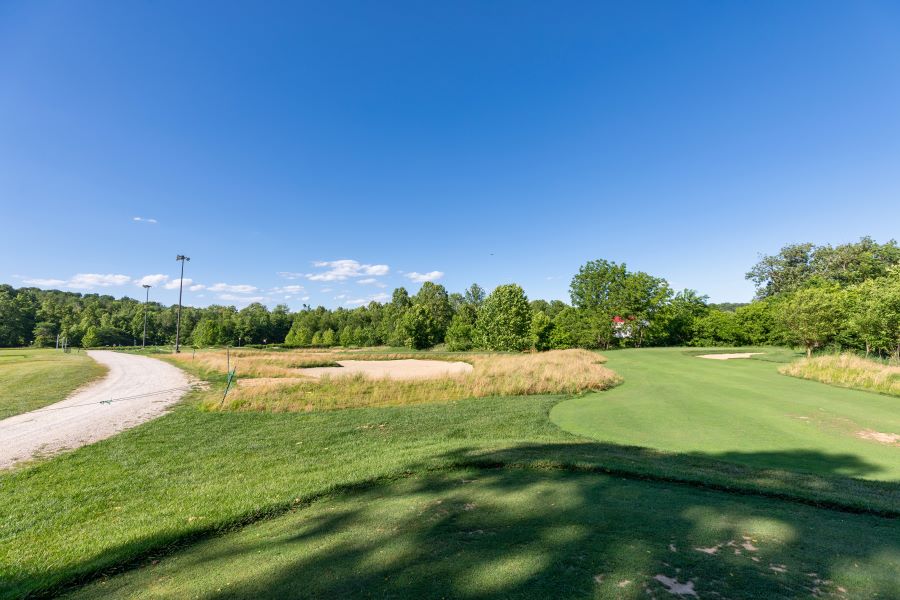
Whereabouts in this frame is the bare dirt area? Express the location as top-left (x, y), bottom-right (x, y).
top-left (697, 353), bottom-right (764, 360)
top-left (0, 350), bottom-right (191, 469)
top-left (300, 359), bottom-right (474, 380)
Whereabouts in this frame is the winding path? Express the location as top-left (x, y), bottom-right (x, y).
top-left (0, 350), bottom-right (191, 469)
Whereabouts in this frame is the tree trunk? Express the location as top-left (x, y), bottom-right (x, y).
top-left (806, 345), bottom-right (813, 358)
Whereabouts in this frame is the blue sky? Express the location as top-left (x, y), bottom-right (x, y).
top-left (2, 1), bottom-right (900, 309)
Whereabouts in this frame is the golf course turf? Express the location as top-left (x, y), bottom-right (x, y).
top-left (0, 348), bottom-right (107, 419)
top-left (1, 348), bottom-right (897, 598)
top-left (552, 348), bottom-right (900, 480)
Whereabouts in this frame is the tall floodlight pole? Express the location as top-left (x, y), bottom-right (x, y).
top-left (174, 255), bottom-right (190, 353)
top-left (142, 284), bottom-right (152, 348)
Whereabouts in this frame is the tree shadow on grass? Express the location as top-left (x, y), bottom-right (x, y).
top-left (74, 464), bottom-right (900, 600)
top-left (20, 443), bottom-right (900, 599)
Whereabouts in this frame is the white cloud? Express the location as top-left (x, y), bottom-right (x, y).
top-left (135, 274), bottom-right (169, 287)
top-left (276, 271), bottom-right (304, 280)
top-left (69, 273), bottom-right (133, 288)
top-left (357, 278), bottom-right (386, 288)
top-left (346, 292), bottom-right (390, 305)
top-left (132, 216), bottom-right (158, 224)
top-left (270, 284), bottom-right (305, 294)
top-left (189, 284), bottom-right (206, 292)
top-left (22, 273), bottom-right (135, 290)
top-left (301, 295), bottom-right (310, 301)
top-left (164, 278), bottom-right (193, 290)
top-left (306, 259), bottom-right (390, 281)
top-left (208, 283), bottom-right (258, 293)
top-left (218, 294), bottom-right (265, 303)
top-left (405, 271), bottom-right (444, 283)
top-left (22, 278), bottom-right (66, 287)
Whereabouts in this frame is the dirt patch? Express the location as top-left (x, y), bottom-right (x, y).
top-left (856, 429), bottom-right (900, 446)
top-left (300, 359), bottom-right (473, 380)
top-left (697, 353), bottom-right (764, 360)
top-left (654, 575), bottom-right (697, 596)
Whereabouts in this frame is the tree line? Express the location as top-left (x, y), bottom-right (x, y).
top-left (2, 238), bottom-right (898, 357)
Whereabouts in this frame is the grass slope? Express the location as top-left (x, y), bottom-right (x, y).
top-left (2, 350), bottom-right (899, 598)
top-left (0, 348), bottom-right (107, 419)
top-left (68, 468), bottom-right (899, 600)
top-left (551, 348), bottom-right (900, 480)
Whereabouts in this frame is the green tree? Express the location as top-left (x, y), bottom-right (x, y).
top-left (778, 285), bottom-right (845, 357)
top-left (82, 326), bottom-right (101, 348)
top-left (746, 243), bottom-right (816, 298)
top-left (464, 283), bottom-right (486, 308)
top-left (398, 304), bottom-right (436, 349)
top-left (475, 284), bottom-right (532, 351)
top-left (320, 328), bottom-right (336, 347)
top-left (445, 314), bottom-right (475, 351)
top-left (530, 310), bottom-right (553, 351)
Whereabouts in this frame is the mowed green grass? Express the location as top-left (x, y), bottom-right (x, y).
top-left (552, 348), bottom-right (900, 481)
top-left (69, 468), bottom-right (899, 600)
top-left (2, 350), bottom-right (899, 598)
top-left (0, 348), bottom-right (107, 419)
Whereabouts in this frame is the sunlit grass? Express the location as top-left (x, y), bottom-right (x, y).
top-left (0, 348), bottom-right (107, 419)
top-left (781, 353), bottom-right (900, 396)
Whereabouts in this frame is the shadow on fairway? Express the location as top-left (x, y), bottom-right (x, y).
top-left (44, 444), bottom-right (900, 600)
top-left (68, 458), bottom-right (899, 600)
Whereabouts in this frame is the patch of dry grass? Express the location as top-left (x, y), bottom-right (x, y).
top-left (174, 349), bottom-right (621, 412)
top-left (781, 353), bottom-right (900, 396)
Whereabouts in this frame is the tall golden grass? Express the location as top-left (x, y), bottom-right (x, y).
top-left (175, 348), bottom-right (620, 412)
top-left (781, 353), bottom-right (900, 396)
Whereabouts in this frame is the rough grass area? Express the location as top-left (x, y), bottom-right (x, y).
top-left (0, 348), bottom-right (107, 419)
top-left (169, 348), bottom-right (620, 412)
top-left (551, 348), bottom-right (900, 480)
top-left (781, 353), bottom-right (900, 397)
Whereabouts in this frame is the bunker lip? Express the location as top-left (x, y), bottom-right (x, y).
top-left (697, 353), bottom-right (764, 360)
top-left (299, 359), bottom-right (473, 380)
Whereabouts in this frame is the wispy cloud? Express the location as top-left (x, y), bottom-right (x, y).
top-left (218, 293), bottom-right (265, 303)
top-left (22, 277), bottom-right (67, 287)
top-left (132, 216), bottom-right (158, 224)
top-left (346, 292), bottom-right (390, 305)
top-left (405, 271), bottom-right (444, 283)
top-left (270, 284), bottom-right (305, 294)
top-left (276, 271), bottom-right (305, 280)
top-left (208, 283), bottom-right (258, 293)
top-left (307, 259), bottom-right (389, 281)
top-left (24, 273), bottom-right (132, 290)
top-left (357, 278), bottom-right (386, 288)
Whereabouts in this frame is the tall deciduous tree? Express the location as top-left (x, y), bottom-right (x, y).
top-left (475, 284), bottom-right (532, 351)
top-left (777, 285), bottom-right (845, 357)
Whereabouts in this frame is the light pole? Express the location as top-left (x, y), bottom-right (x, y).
top-left (142, 284), bottom-right (151, 348)
top-left (174, 255), bottom-right (190, 353)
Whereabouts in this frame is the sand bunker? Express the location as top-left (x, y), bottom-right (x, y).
top-left (300, 359), bottom-right (473, 380)
top-left (697, 353), bottom-right (763, 360)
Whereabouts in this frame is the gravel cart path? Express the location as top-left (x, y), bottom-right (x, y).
top-left (0, 350), bottom-right (191, 469)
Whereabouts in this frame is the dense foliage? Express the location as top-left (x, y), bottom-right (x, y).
top-left (3, 236), bottom-right (899, 357)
